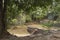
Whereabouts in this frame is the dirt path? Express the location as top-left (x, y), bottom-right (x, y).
top-left (1, 22), bottom-right (60, 40)
top-left (7, 23), bottom-right (60, 37)
top-left (1, 29), bottom-right (60, 40)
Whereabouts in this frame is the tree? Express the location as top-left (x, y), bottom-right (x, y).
top-left (0, 0), bottom-right (8, 37)
top-left (0, 0), bottom-right (4, 36)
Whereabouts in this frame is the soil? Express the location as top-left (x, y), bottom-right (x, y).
top-left (0, 22), bottom-right (60, 40)
top-left (0, 29), bottom-right (60, 40)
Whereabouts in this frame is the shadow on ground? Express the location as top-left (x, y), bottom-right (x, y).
top-left (53, 22), bottom-right (60, 27)
top-left (0, 27), bottom-right (60, 40)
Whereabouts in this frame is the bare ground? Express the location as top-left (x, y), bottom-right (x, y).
top-left (0, 21), bottom-right (60, 40)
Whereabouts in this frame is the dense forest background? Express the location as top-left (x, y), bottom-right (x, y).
top-left (6, 0), bottom-right (60, 26)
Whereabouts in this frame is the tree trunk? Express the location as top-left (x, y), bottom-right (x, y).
top-left (0, 0), bottom-right (9, 37)
top-left (2, 0), bottom-right (7, 32)
top-left (2, 0), bottom-right (10, 36)
top-left (0, 0), bottom-right (3, 35)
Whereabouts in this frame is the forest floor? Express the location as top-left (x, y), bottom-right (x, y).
top-left (0, 20), bottom-right (60, 40)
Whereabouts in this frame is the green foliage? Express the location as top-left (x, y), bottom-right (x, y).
top-left (42, 21), bottom-right (54, 28)
top-left (26, 15), bottom-right (32, 22)
top-left (30, 7), bottom-right (48, 20)
top-left (6, 0), bottom-right (60, 25)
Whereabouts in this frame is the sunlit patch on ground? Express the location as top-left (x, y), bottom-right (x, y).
top-left (7, 25), bottom-right (30, 37)
top-left (7, 22), bottom-right (60, 37)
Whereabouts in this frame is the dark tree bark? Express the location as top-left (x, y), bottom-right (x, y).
top-left (0, 0), bottom-right (9, 37)
top-left (2, 0), bottom-right (10, 36)
top-left (2, 0), bottom-right (7, 33)
top-left (0, 0), bottom-right (4, 35)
